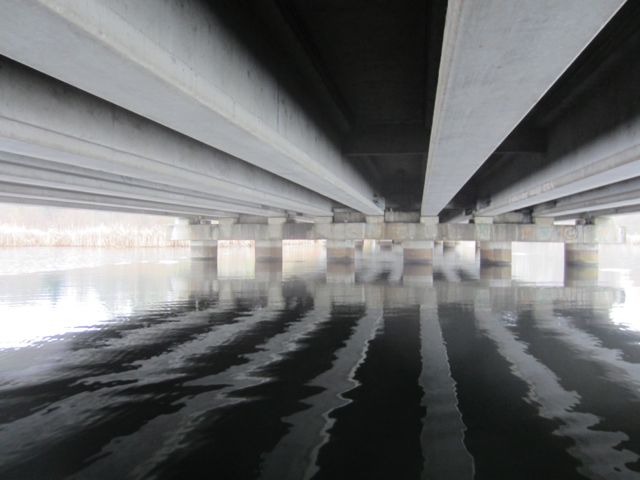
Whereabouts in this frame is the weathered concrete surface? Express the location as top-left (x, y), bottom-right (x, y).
top-left (173, 221), bottom-right (625, 244)
top-left (565, 243), bottom-right (599, 267)
top-left (0, 152), bottom-right (279, 218)
top-left (421, 0), bottom-right (624, 216)
top-left (479, 241), bottom-right (512, 266)
top-left (255, 240), bottom-right (283, 262)
top-left (0, 182), bottom-right (235, 219)
top-left (326, 240), bottom-right (355, 263)
top-left (0, 0), bottom-right (381, 214)
top-left (402, 240), bottom-right (435, 265)
top-left (190, 240), bottom-right (218, 260)
top-left (0, 58), bottom-right (331, 217)
top-left (533, 177), bottom-right (640, 218)
top-left (480, 23), bottom-right (640, 217)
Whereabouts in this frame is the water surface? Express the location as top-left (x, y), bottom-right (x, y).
top-left (1, 242), bottom-right (639, 479)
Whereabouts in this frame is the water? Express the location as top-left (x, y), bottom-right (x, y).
top-left (1, 242), bottom-right (640, 479)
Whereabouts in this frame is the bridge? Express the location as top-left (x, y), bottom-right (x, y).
top-left (0, 0), bottom-right (637, 267)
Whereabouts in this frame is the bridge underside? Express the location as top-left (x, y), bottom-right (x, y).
top-left (0, 0), bottom-right (638, 227)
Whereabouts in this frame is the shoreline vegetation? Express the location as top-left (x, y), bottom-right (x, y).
top-left (0, 204), bottom-right (185, 248)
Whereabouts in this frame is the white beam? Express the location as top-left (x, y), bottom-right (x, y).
top-left (0, 152), bottom-right (283, 217)
top-left (421, 0), bottom-right (625, 215)
top-left (0, 183), bottom-right (231, 218)
top-left (0, 58), bottom-right (331, 216)
top-left (0, 0), bottom-right (381, 214)
top-left (533, 177), bottom-right (640, 218)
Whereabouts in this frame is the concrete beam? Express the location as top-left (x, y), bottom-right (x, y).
top-left (0, 152), bottom-right (283, 218)
top-left (0, 182), bottom-right (233, 218)
top-left (533, 177), bottom-right (640, 218)
top-left (479, 25), bottom-right (640, 217)
top-left (0, 58), bottom-right (330, 217)
top-left (0, 0), bottom-right (381, 214)
top-left (421, 0), bottom-right (624, 216)
top-left (0, 196), bottom-right (202, 219)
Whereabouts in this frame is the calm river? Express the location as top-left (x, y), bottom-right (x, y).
top-left (1, 242), bottom-right (639, 479)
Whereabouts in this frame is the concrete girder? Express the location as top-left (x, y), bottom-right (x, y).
top-left (421, 0), bottom-right (625, 216)
top-left (0, 152), bottom-right (283, 218)
top-left (533, 177), bottom-right (640, 218)
top-left (0, 195), bottom-right (205, 219)
top-left (0, 0), bottom-right (381, 214)
top-left (478, 25), bottom-right (640, 218)
top-left (0, 182), bottom-right (231, 219)
top-left (0, 58), bottom-right (332, 217)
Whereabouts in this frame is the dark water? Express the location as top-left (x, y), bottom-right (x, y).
top-left (1, 242), bottom-right (640, 480)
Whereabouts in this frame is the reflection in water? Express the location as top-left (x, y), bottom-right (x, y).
top-left (1, 245), bottom-right (640, 479)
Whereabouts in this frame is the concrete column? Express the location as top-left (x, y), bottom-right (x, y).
top-left (564, 265), bottom-right (598, 287)
top-left (443, 240), bottom-right (457, 251)
top-left (326, 240), bottom-right (355, 263)
top-left (565, 243), bottom-right (599, 267)
top-left (479, 241), bottom-right (512, 266)
top-left (326, 261), bottom-right (356, 284)
top-left (402, 264), bottom-right (433, 286)
top-left (379, 240), bottom-right (393, 251)
top-left (480, 264), bottom-right (512, 287)
top-left (255, 239), bottom-right (283, 262)
top-left (190, 240), bottom-right (218, 260)
top-left (402, 240), bottom-right (434, 264)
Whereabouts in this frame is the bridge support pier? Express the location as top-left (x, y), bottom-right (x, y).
top-left (565, 243), bottom-right (599, 267)
top-left (190, 240), bottom-right (218, 260)
top-left (443, 241), bottom-right (457, 251)
top-left (479, 241), bottom-right (512, 266)
top-left (255, 240), bottom-right (283, 262)
top-left (327, 240), bottom-right (355, 263)
top-left (402, 264), bottom-right (433, 286)
top-left (402, 240), bottom-right (434, 264)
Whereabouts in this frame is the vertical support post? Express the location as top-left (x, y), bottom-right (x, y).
top-left (326, 239), bottom-right (355, 263)
top-left (564, 243), bottom-right (598, 267)
top-left (255, 239), bottom-right (283, 262)
top-left (190, 240), bottom-right (218, 260)
top-left (402, 240), bottom-right (435, 264)
top-left (443, 240), bottom-right (457, 251)
top-left (479, 241), bottom-right (512, 266)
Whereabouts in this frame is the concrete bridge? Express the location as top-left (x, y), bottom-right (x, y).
top-left (0, 0), bottom-right (637, 265)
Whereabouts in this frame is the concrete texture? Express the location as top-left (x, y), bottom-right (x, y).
top-left (255, 240), bottom-right (283, 262)
top-left (326, 240), bottom-right (355, 263)
top-left (480, 21), bottom-right (640, 217)
top-left (421, 0), bottom-right (624, 216)
top-left (565, 243), bottom-right (599, 267)
top-left (402, 241), bottom-right (435, 265)
top-left (0, 0), bottom-right (381, 214)
top-left (0, 58), bottom-right (331, 217)
top-left (0, 152), bottom-right (279, 218)
top-left (533, 177), bottom-right (640, 219)
top-left (479, 241), bottom-right (512, 266)
top-left (174, 221), bottom-right (625, 244)
top-left (190, 240), bottom-right (218, 260)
